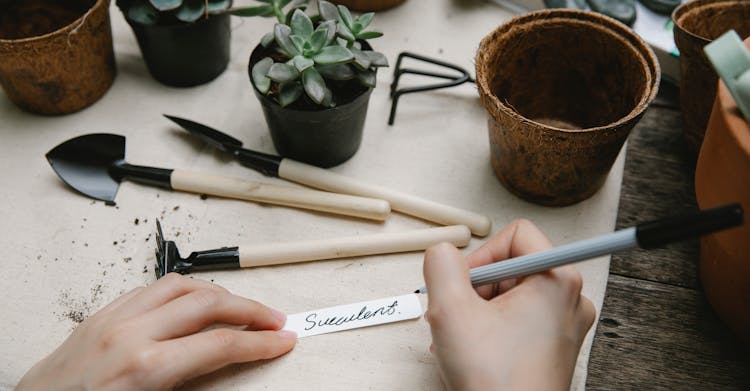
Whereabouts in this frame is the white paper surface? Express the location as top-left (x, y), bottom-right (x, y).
top-left (0, 0), bottom-right (623, 390)
top-left (284, 294), bottom-right (423, 338)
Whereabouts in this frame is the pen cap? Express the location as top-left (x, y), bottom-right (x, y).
top-left (635, 204), bottom-right (744, 249)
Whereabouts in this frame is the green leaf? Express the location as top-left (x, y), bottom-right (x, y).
top-left (252, 57), bottom-right (274, 94)
top-left (278, 82), bottom-right (303, 107)
top-left (364, 50), bottom-right (388, 67)
top-left (316, 63), bottom-right (355, 80)
top-left (356, 69), bottom-right (376, 88)
top-left (353, 22), bottom-right (365, 35)
top-left (293, 55), bottom-right (314, 72)
top-left (313, 45), bottom-right (353, 65)
top-left (357, 30), bottom-right (383, 40)
top-left (308, 29), bottom-right (328, 53)
top-left (358, 12), bottom-right (374, 30)
top-left (207, 0), bottom-right (231, 13)
top-left (302, 67), bottom-right (328, 105)
top-left (290, 35), bottom-right (306, 55)
top-left (175, 0), bottom-right (205, 23)
top-left (287, 0), bottom-right (309, 8)
top-left (267, 63), bottom-right (299, 82)
top-left (227, 5), bottom-right (274, 16)
top-left (318, 0), bottom-right (339, 21)
top-left (283, 2), bottom-right (307, 25)
top-left (321, 87), bottom-right (333, 107)
top-left (260, 31), bottom-right (275, 47)
top-left (290, 9), bottom-right (313, 38)
top-left (337, 5), bottom-right (354, 29)
top-left (274, 24), bottom-right (299, 57)
top-left (320, 20), bottom-right (337, 45)
top-left (349, 47), bottom-right (371, 70)
top-left (337, 23), bottom-right (355, 42)
top-left (127, 1), bottom-right (159, 24)
top-left (149, 0), bottom-right (181, 11)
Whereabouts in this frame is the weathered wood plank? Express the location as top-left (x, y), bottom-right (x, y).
top-left (587, 275), bottom-right (750, 390)
top-left (589, 83), bottom-right (749, 390)
top-left (608, 88), bottom-right (701, 289)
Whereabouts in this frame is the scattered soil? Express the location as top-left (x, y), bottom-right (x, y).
top-left (57, 283), bottom-right (103, 325)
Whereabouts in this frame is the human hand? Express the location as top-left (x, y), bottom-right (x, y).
top-left (16, 273), bottom-right (296, 391)
top-left (423, 219), bottom-right (596, 391)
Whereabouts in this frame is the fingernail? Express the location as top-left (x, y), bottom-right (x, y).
top-left (278, 330), bottom-right (297, 339)
top-left (271, 309), bottom-right (286, 323)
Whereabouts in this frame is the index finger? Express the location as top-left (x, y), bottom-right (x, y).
top-left (466, 219), bottom-right (552, 298)
top-left (466, 219), bottom-right (552, 268)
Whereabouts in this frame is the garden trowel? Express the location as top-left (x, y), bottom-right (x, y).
top-left (45, 133), bottom-right (390, 220)
top-left (164, 115), bottom-right (493, 236)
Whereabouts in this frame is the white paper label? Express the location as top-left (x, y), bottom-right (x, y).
top-left (283, 294), bottom-right (423, 338)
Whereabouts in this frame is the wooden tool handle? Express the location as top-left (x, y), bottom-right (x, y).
top-left (238, 225), bottom-right (471, 268)
top-left (170, 169), bottom-right (390, 221)
top-left (278, 159), bottom-right (492, 236)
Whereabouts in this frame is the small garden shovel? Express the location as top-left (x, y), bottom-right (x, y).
top-left (45, 133), bottom-right (390, 221)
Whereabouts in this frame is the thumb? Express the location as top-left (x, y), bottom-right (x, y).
top-left (423, 242), bottom-right (475, 307)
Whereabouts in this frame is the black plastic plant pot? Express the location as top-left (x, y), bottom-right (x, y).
top-left (249, 45), bottom-right (374, 168)
top-left (126, 13), bottom-right (230, 87)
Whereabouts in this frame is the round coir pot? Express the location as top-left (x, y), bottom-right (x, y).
top-left (672, 0), bottom-right (750, 160)
top-left (476, 9), bottom-right (660, 206)
top-left (0, 0), bottom-right (116, 114)
top-left (249, 45), bottom-right (373, 168)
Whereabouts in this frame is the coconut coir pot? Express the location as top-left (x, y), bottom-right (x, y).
top-left (673, 0), bottom-right (750, 160)
top-left (476, 9), bottom-right (659, 206)
top-left (694, 36), bottom-right (750, 342)
top-left (125, 13), bottom-right (230, 87)
top-left (0, 0), bottom-right (116, 114)
top-left (249, 45), bottom-right (373, 168)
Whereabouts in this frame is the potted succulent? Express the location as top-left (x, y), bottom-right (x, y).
top-left (116, 0), bottom-right (233, 87)
top-left (248, 0), bottom-right (388, 167)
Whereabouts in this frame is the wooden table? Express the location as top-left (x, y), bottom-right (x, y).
top-left (586, 82), bottom-right (750, 389)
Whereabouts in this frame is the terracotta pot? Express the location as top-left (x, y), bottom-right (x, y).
top-left (249, 45), bottom-right (373, 168)
top-left (329, 0), bottom-right (406, 12)
top-left (476, 9), bottom-right (660, 206)
top-left (694, 37), bottom-right (750, 342)
top-left (0, 0), bottom-right (116, 114)
top-left (124, 12), bottom-right (231, 87)
top-left (672, 0), bottom-right (750, 160)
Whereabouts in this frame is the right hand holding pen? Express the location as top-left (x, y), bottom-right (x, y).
top-left (423, 219), bottom-right (596, 391)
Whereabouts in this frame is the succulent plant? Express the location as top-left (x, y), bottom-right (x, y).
top-left (251, 0), bottom-right (388, 108)
top-left (117, 0), bottom-right (232, 24)
top-left (228, 0), bottom-right (310, 24)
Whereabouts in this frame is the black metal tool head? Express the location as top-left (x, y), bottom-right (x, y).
top-left (155, 219), bottom-right (184, 279)
top-left (163, 114), bottom-right (243, 153)
top-left (164, 114), bottom-right (283, 177)
top-left (46, 133), bottom-right (126, 203)
top-left (154, 219), bottom-right (241, 278)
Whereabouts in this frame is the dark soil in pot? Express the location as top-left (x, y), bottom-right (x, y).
top-left (0, 0), bottom-right (92, 39)
top-left (249, 44), bottom-right (374, 168)
top-left (125, 13), bottom-right (230, 87)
